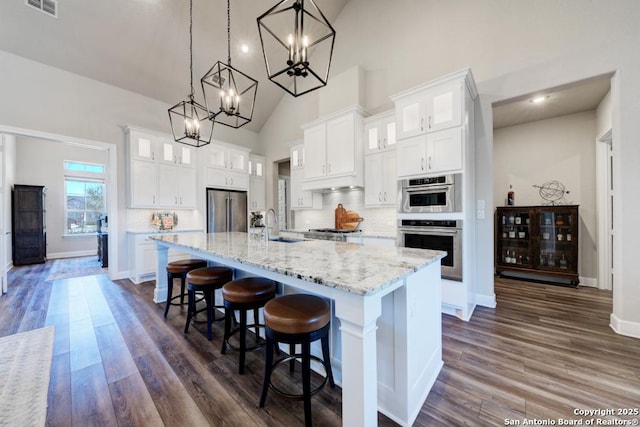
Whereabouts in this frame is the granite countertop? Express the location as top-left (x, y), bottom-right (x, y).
top-left (126, 229), bottom-right (204, 235)
top-left (150, 232), bottom-right (444, 296)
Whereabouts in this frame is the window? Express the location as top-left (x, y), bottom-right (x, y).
top-left (65, 179), bottom-right (105, 234)
top-left (64, 161), bottom-right (104, 174)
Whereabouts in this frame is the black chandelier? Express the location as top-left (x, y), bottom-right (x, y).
top-left (257, 0), bottom-right (336, 97)
top-left (168, 0), bottom-right (213, 147)
top-left (201, 0), bottom-right (258, 129)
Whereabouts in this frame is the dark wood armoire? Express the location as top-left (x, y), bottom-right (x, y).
top-left (12, 185), bottom-right (47, 265)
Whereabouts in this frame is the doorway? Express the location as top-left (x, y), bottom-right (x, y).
top-left (277, 160), bottom-right (291, 230)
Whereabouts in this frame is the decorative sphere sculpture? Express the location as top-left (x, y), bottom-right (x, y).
top-left (532, 180), bottom-right (570, 205)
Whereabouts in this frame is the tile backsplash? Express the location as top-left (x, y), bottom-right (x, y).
top-left (292, 189), bottom-right (396, 233)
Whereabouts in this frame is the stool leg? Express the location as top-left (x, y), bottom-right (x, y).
top-left (164, 272), bottom-right (174, 318)
top-left (221, 306), bottom-right (232, 355)
top-left (184, 289), bottom-right (194, 333)
top-left (302, 340), bottom-right (312, 427)
top-left (321, 334), bottom-right (335, 388)
top-left (253, 307), bottom-right (260, 339)
top-left (259, 334), bottom-right (274, 407)
top-left (290, 344), bottom-right (295, 373)
top-left (239, 309), bottom-right (247, 374)
top-left (205, 290), bottom-right (213, 340)
top-left (179, 275), bottom-right (186, 306)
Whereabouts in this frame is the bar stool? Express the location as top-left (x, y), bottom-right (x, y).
top-left (259, 294), bottom-right (335, 427)
top-left (221, 277), bottom-right (277, 374)
top-left (164, 259), bottom-right (208, 318)
top-left (184, 266), bottom-right (233, 340)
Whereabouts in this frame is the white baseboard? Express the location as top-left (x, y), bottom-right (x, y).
top-left (47, 250), bottom-right (97, 260)
top-left (610, 313), bottom-right (640, 339)
top-left (476, 293), bottom-right (497, 308)
top-left (579, 276), bottom-right (598, 288)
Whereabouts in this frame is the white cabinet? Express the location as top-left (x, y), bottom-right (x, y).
top-left (204, 143), bottom-right (249, 191)
top-left (396, 127), bottom-right (462, 178)
top-left (249, 154), bottom-right (266, 211)
top-left (346, 235), bottom-right (396, 247)
top-left (126, 126), bottom-right (197, 209)
top-left (364, 150), bottom-right (397, 207)
top-left (127, 232), bottom-right (200, 284)
top-left (301, 106), bottom-right (365, 190)
top-left (290, 168), bottom-right (322, 210)
top-left (290, 144), bottom-right (305, 169)
top-left (393, 78), bottom-right (463, 140)
top-left (364, 112), bottom-right (396, 154)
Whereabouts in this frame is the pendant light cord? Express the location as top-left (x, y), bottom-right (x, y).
top-left (189, 0), bottom-right (194, 99)
top-left (227, 0), bottom-right (231, 66)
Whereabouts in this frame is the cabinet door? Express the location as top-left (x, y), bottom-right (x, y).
top-left (326, 113), bottom-right (355, 176)
top-left (290, 144), bottom-right (304, 169)
top-left (364, 120), bottom-right (381, 154)
top-left (536, 207), bottom-right (578, 274)
top-left (208, 145), bottom-right (228, 169)
top-left (396, 135), bottom-right (427, 178)
top-left (303, 124), bottom-right (326, 180)
top-left (395, 92), bottom-right (426, 140)
top-left (290, 168), bottom-right (305, 208)
top-left (382, 116), bottom-right (397, 150)
top-left (426, 80), bottom-right (462, 133)
top-left (206, 167), bottom-right (228, 188)
top-left (178, 167), bottom-right (197, 208)
top-left (249, 155), bottom-right (265, 177)
top-left (426, 127), bottom-right (462, 174)
top-left (177, 144), bottom-right (196, 168)
top-left (159, 139), bottom-right (177, 165)
top-left (364, 153), bottom-right (384, 206)
top-left (129, 131), bottom-right (158, 161)
top-left (157, 163), bottom-right (179, 206)
top-left (131, 160), bottom-right (158, 207)
top-left (228, 148), bottom-right (248, 173)
top-left (250, 177), bottom-right (266, 211)
top-left (382, 150), bottom-right (398, 205)
top-left (227, 171), bottom-right (249, 190)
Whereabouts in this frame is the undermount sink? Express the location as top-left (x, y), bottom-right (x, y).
top-left (268, 237), bottom-right (303, 243)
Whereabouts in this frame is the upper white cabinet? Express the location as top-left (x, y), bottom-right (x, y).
top-left (290, 144), bottom-right (305, 169)
top-left (126, 126), bottom-right (197, 209)
top-left (290, 168), bottom-right (322, 210)
top-left (364, 150), bottom-right (397, 207)
top-left (301, 106), bottom-right (366, 190)
top-left (204, 142), bottom-right (250, 191)
top-left (249, 154), bottom-right (266, 211)
top-left (364, 111), bottom-right (396, 154)
top-left (396, 127), bottom-right (462, 178)
top-left (393, 75), bottom-right (464, 140)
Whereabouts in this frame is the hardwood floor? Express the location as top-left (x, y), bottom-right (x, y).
top-left (1, 261), bottom-right (639, 426)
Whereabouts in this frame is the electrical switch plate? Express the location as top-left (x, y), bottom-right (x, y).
top-left (477, 209), bottom-right (485, 219)
top-left (477, 199), bottom-right (485, 210)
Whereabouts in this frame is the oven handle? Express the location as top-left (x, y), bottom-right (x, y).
top-left (399, 228), bottom-right (460, 236)
top-left (404, 185), bottom-right (452, 193)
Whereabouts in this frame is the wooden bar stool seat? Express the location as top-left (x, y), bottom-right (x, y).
top-left (164, 259), bottom-right (207, 318)
top-left (184, 266), bottom-right (233, 340)
top-left (259, 294), bottom-right (335, 427)
top-left (221, 277), bottom-right (277, 374)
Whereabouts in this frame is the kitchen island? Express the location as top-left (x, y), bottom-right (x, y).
top-left (150, 232), bottom-right (444, 427)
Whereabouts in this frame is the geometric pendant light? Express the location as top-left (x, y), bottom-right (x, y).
top-left (168, 0), bottom-right (213, 147)
top-left (257, 0), bottom-right (336, 97)
top-left (201, 0), bottom-right (258, 129)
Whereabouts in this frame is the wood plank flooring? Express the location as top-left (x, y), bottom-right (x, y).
top-left (1, 260), bottom-right (639, 426)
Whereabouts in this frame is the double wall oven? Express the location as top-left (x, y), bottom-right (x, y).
top-left (398, 173), bottom-right (463, 281)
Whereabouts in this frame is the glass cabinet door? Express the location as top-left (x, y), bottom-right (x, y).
top-left (536, 207), bottom-right (577, 271)
top-left (497, 209), bottom-right (532, 268)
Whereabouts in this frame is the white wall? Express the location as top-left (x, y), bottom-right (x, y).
top-left (493, 111), bottom-right (597, 280)
top-left (15, 137), bottom-right (108, 257)
top-left (257, 0), bottom-right (640, 335)
top-left (0, 50), bottom-right (259, 278)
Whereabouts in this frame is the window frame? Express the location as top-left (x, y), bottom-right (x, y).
top-left (63, 160), bottom-right (107, 237)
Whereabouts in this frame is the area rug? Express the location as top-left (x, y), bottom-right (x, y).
top-left (46, 256), bottom-right (107, 281)
top-left (0, 326), bottom-right (55, 426)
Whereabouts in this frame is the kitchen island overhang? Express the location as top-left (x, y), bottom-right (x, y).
top-left (150, 232), bottom-right (444, 427)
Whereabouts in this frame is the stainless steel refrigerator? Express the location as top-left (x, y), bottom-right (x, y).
top-left (206, 189), bottom-right (248, 233)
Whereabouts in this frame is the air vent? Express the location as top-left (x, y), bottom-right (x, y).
top-left (25, 0), bottom-right (58, 18)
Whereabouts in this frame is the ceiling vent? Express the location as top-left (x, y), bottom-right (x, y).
top-left (25, 0), bottom-right (58, 18)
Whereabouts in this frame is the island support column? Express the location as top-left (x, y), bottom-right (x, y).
top-left (334, 292), bottom-right (383, 427)
top-left (153, 244), bottom-right (169, 303)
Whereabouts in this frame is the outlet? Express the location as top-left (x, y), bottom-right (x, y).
top-left (477, 209), bottom-right (485, 220)
top-left (477, 199), bottom-right (485, 210)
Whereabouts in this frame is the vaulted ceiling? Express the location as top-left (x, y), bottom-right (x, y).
top-left (0, 0), bottom-right (350, 132)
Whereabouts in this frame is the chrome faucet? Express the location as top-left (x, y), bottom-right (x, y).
top-left (265, 208), bottom-right (279, 241)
